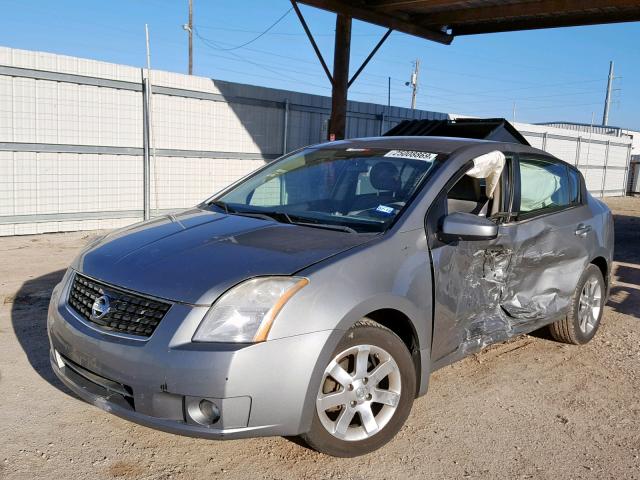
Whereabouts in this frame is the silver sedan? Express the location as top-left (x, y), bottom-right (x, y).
top-left (48, 136), bottom-right (613, 456)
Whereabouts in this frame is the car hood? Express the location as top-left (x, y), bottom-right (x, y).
top-left (76, 207), bottom-right (374, 305)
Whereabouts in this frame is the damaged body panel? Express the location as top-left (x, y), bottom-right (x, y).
top-left (427, 146), bottom-right (608, 369)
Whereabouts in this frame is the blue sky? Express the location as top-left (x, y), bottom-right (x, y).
top-left (2, 0), bottom-right (639, 129)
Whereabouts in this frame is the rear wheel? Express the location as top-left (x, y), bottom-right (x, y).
top-left (301, 319), bottom-right (415, 457)
top-left (549, 264), bottom-right (605, 344)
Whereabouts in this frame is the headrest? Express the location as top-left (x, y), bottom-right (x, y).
top-left (370, 162), bottom-right (400, 191)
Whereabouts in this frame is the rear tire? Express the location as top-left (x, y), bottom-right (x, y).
top-left (301, 319), bottom-right (416, 457)
top-left (549, 264), bottom-right (605, 345)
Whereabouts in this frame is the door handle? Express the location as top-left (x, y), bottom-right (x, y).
top-left (575, 224), bottom-right (592, 237)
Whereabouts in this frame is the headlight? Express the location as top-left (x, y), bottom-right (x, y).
top-left (192, 277), bottom-right (309, 343)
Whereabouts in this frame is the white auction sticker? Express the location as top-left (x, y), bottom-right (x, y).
top-left (384, 150), bottom-right (438, 161)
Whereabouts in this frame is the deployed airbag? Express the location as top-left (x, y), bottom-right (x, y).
top-left (519, 161), bottom-right (562, 212)
top-left (466, 151), bottom-right (505, 198)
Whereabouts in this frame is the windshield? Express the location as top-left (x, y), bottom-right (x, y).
top-left (208, 147), bottom-right (442, 233)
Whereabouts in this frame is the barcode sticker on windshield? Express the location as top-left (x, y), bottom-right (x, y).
top-left (384, 150), bottom-right (438, 161)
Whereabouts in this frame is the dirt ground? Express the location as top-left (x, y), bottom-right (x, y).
top-left (1, 197), bottom-right (639, 480)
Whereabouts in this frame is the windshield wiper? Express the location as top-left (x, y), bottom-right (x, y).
top-left (288, 219), bottom-right (358, 234)
top-left (210, 202), bottom-right (356, 233)
top-left (210, 202), bottom-right (292, 224)
top-left (209, 200), bottom-right (231, 213)
top-left (234, 211), bottom-right (286, 222)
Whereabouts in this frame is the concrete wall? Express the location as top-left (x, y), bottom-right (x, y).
top-left (0, 46), bottom-right (632, 236)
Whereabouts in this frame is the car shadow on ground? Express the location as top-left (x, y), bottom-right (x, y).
top-left (608, 213), bottom-right (640, 319)
top-left (10, 268), bottom-right (77, 397)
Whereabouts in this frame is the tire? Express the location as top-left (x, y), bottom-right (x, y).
top-left (549, 264), bottom-right (605, 345)
top-left (301, 319), bottom-right (416, 457)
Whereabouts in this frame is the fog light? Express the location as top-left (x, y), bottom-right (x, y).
top-left (199, 400), bottom-right (220, 423)
top-left (187, 398), bottom-right (221, 426)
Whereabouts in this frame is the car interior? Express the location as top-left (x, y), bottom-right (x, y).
top-left (248, 156), bottom-right (432, 223)
top-left (446, 171), bottom-right (505, 220)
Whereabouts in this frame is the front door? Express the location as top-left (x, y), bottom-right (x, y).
top-left (427, 154), bottom-right (516, 365)
top-left (427, 153), bottom-right (592, 368)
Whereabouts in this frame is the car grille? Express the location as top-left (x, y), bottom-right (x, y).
top-left (67, 273), bottom-right (171, 338)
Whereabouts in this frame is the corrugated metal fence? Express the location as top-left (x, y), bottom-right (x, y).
top-left (516, 122), bottom-right (632, 197)
top-left (0, 47), bottom-right (632, 236)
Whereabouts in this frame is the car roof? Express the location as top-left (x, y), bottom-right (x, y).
top-left (320, 136), bottom-right (520, 155)
top-left (316, 135), bottom-right (565, 164)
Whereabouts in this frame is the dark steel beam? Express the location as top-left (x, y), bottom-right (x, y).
top-left (366, 0), bottom-right (470, 12)
top-left (348, 28), bottom-right (392, 88)
top-left (329, 14), bottom-right (352, 140)
top-left (297, 0), bottom-right (453, 44)
top-left (419, 0), bottom-right (640, 26)
top-left (290, 0), bottom-right (334, 83)
top-left (452, 9), bottom-right (640, 35)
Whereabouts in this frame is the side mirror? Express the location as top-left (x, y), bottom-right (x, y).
top-left (440, 212), bottom-right (498, 241)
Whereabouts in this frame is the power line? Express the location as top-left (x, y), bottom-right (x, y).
top-left (193, 39), bottom-right (608, 108)
top-left (199, 37), bottom-right (608, 99)
top-left (186, 35), bottom-right (607, 104)
top-left (193, 8), bottom-right (292, 52)
top-left (195, 25), bottom-right (380, 37)
top-left (193, 31), bottom-right (349, 92)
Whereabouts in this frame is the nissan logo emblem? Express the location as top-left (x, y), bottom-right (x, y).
top-left (91, 295), bottom-right (111, 320)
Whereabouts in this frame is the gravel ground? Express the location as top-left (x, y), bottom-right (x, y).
top-left (1, 197), bottom-right (639, 480)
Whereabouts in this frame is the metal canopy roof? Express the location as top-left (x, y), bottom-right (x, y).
top-left (384, 118), bottom-right (531, 145)
top-left (297, 0), bottom-right (640, 44)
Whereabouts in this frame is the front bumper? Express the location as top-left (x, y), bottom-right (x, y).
top-left (47, 271), bottom-right (340, 439)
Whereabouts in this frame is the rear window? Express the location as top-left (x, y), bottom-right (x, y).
top-left (518, 157), bottom-right (571, 214)
top-left (568, 167), bottom-right (581, 204)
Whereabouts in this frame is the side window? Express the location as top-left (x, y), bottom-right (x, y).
top-left (446, 174), bottom-right (487, 215)
top-left (518, 157), bottom-right (571, 214)
top-left (567, 167), bottom-right (581, 204)
top-left (446, 152), bottom-right (513, 218)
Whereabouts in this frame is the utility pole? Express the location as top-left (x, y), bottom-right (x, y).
top-left (183, 0), bottom-right (193, 75)
top-left (144, 24), bottom-right (158, 217)
top-left (408, 59), bottom-right (419, 109)
top-left (602, 61), bottom-right (614, 125)
top-left (379, 76), bottom-right (391, 135)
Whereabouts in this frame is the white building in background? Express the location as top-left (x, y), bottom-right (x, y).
top-left (539, 122), bottom-right (639, 155)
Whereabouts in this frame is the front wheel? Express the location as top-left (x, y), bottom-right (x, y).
top-left (549, 264), bottom-right (605, 345)
top-left (301, 319), bottom-right (416, 457)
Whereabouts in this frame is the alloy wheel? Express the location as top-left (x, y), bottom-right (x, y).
top-left (578, 275), bottom-right (602, 334)
top-left (316, 344), bottom-right (401, 442)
